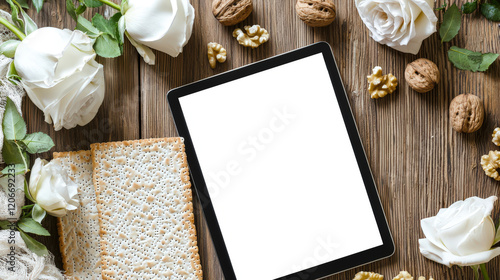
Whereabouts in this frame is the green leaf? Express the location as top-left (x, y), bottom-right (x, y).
top-left (24, 179), bottom-right (34, 203)
top-left (15, 0), bottom-right (29, 9)
top-left (31, 204), bottom-right (46, 224)
top-left (22, 132), bottom-right (55, 154)
top-left (7, 62), bottom-right (20, 85)
top-left (18, 229), bottom-right (48, 256)
top-left (462, 1), bottom-right (478, 13)
top-left (0, 40), bottom-right (20, 58)
top-left (84, 0), bottom-right (103, 8)
top-left (94, 33), bottom-right (121, 58)
top-left (436, 2), bottom-right (447, 11)
top-left (66, 0), bottom-right (77, 20)
top-left (21, 204), bottom-right (33, 211)
top-left (448, 46), bottom-right (499, 72)
top-left (3, 97), bottom-right (26, 141)
top-left (1, 164), bottom-right (26, 175)
top-left (481, 0), bottom-right (500, 21)
top-left (0, 220), bottom-right (11, 229)
top-left (19, 8), bottom-right (37, 35)
top-left (2, 140), bottom-right (29, 168)
top-left (92, 13), bottom-right (117, 39)
top-left (32, 0), bottom-right (45, 12)
top-left (118, 14), bottom-right (125, 45)
top-left (440, 4), bottom-right (462, 43)
top-left (494, 226), bottom-right (500, 245)
top-left (479, 53), bottom-right (500, 71)
top-left (76, 15), bottom-right (101, 38)
top-left (76, 3), bottom-right (87, 16)
top-left (18, 217), bottom-right (50, 236)
top-left (6, 0), bottom-right (24, 31)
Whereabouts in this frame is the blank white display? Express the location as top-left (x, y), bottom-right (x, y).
top-left (179, 53), bottom-right (383, 280)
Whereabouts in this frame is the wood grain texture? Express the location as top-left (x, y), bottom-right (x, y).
top-left (13, 0), bottom-right (500, 279)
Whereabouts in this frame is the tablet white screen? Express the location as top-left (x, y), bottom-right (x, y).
top-left (179, 53), bottom-right (383, 280)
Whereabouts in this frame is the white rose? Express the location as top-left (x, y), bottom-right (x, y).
top-left (355, 0), bottom-right (438, 54)
top-left (28, 158), bottom-right (79, 217)
top-left (14, 27), bottom-right (105, 131)
top-left (419, 196), bottom-right (500, 267)
top-left (121, 0), bottom-right (195, 64)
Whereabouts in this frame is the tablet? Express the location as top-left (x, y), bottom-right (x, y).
top-left (168, 42), bottom-right (394, 280)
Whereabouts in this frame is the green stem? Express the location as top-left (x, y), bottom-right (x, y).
top-left (480, 264), bottom-right (490, 280)
top-left (0, 16), bottom-right (25, 40)
top-left (14, 141), bottom-right (28, 172)
top-left (97, 0), bottom-right (121, 11)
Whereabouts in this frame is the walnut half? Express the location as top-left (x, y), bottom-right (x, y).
top-left (367, 66), bottom-right (398, 99)
top-left (492, 128), bottom-right (500, 146)
top-left (207, 42), bottom-right (227, 69)
top-left (353, 271), bottom-right (384, 280)
top-left (393, 271), bottom-right (413, 280)
top-left (233, 25), bottom-right (269, 48)
top-left (481, 151), bottom-right (500, 181)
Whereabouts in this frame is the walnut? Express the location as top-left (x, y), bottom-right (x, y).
top-left (295, 0), bottom-right (336, 27)
top-left (481, 151), bottom-right (500, 181)
top-left (492, 128), bottom-right (500, 146)
top-left (207, 42), bottom-right (227, 69)
top-left (367, 66), bottom-right (398, 99)
top-left (353, 271), bottom-right (384, 280)
top-left (212, 0), bottom-right (253, 26)
top-left (232, 25), bottom-right (269, 48)
top-left (449, 94), bottom-right (484, 133)
top-left (393, 271), bottom-right (413, 280)
top-left (417, 277), bottom-right (435, 280)
top-left (405, 58), bottom-right (440, 93)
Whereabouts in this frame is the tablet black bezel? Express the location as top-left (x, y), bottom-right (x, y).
top-left (167, 42), bottom-right (394, 280)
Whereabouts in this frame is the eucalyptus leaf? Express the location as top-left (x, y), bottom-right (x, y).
top-left (1, 164), bottom-right (26, 175)
top-left (3, 97), bottom-right (26, 141)
top-left (440, 4), bottom-right (462, 43)
top-left (76, 15), bottom-right (101, 38)
top-left (0, 40), bottom-right (20, 58)
top-left (84, 0), bottom-right (103, 8)
top-left (18, 217), bottom-right (50, 236)
top-left (18, 229), bottom-right (48, 256)
top-left (31, 204), bottom-right (46, 224)
top-left (7, 61), bottom-right (21, 85)
top-left (22, 132), bottom-right (55, 154)
top-left (481, 0), bottom-right (500, 21)
top-left (448, 46), bottom-right (499, 72)
top-left (32, 0), bottom-right (45, 12)
top-left (94, 33), bottom-right (121, 58)
top-left (462, 1), bottom-right (478, 14)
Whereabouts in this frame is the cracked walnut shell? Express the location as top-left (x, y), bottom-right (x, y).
top-left (296, 0), bottom-right (336, 27)
top-left (367, 66), bottom-right (398, 99)
top-left (405, 58), bottom-right (440, 93)
top-left (493, 128), bottom-right (500, 146)
top-left (233, 25), bottom-right (269, 48)
top-left (481, 151), bottom-right (500, 181)
top-left (393, 271), bottom-right (413, 280)
top-left (207, 42), bottom-right (227, 69)
top-left (353, 271), bottom-right (384, 280)
top-left (449, 94), bottom-right (484, 133)
top-left (212, 0), bottom-right (253, 26)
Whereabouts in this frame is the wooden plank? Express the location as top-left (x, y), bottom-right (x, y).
top-left (141, 0), bottom-right (500, 279)
top-left (8, 1), bottom-right (140, 270)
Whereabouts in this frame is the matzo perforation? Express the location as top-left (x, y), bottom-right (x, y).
top-left (91, 138), bottom-right (202, 280)
top-left (53, 150), bottom-right (102, 280)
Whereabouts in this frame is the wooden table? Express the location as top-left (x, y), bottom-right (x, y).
top-left (10, 0), bottom-right (500, 279)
